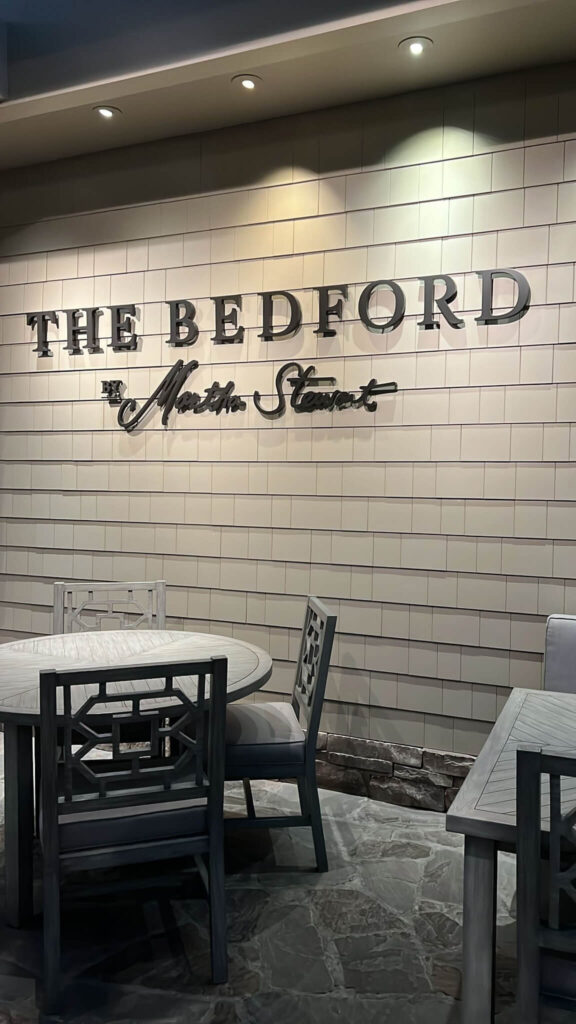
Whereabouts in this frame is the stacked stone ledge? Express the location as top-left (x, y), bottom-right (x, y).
top-left (314, 732), bottom-right (474, 812)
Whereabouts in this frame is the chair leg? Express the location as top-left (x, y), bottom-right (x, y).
top-left (297, 777), bottom-right (308, 816)
top-left (208, 848), bottom-right (228, 985)
top-left (517, 935), bottom-right (540, 1024)
top-left (43, 863), bottom-right (62, 1014)
top-left (517, 873), bottom-right (541, 1024)
top-left (304, 771), bottom-right (328, 873)
top-left (34, 728), bottom-right (41, 837)
top-left (242, 778), bottom-right (256, 818)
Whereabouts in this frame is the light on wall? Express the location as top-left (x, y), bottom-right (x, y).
top-left (231, 74), bottom-right (262, 91)
top-left (93, 106), bottom-right (122, 119)
top-left (399, 37), bottom-right (433, 57)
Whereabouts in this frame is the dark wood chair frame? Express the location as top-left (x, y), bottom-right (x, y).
top-left (40, 656), bottom-right (228, 1014)
top-left (516, 746), bottom-right (576, 1023)
top-left (225, 596), bottom-right (337, 872)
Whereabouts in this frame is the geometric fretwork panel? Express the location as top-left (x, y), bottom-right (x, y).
top-left (549, 778), bottom-right (576, 928)
top-left (293, 598), bottom-right (330, 712)
top-left (290, 597), bottom-right (336, 733)
top-left (68, 595), bottom-right (150, 632)
top-left (54, 581), bottom-right (166, 634)
top-left (58, 670), bottom-right (205, 807)
top-left (294, 604), bottom-right (325, 709)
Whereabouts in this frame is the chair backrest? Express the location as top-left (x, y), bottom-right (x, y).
top-left (517, 747), bottom-right (576, 939)
top-left (53, 580), bottom-right (166, 634)
top-left (291, 596), bottom-right (337, 750)
top-left (543, 615), bottom-right (576, 693)
top-left (40, 657), bottom-right (227, 853)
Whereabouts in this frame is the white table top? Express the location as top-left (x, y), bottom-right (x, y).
top-left (0, 629), bottom-right (273, 723)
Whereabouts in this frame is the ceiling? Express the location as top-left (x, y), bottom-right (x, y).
top-left (2, 0), bottom-right (403, 97)
top-left (0, 0), bottom-right (575, 171)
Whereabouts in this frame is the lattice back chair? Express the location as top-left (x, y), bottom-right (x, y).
top-left (291, 595), bottom-right (337, 751)
top-left (53, 580), bottom-right (166, 634)
top-left (40, 656), bottom-right (228, 1013)
top-left (543, 615), bottom-right (576, 693)
top-left (516, 746), bottom-right (576, 1024)
top-left (225, 596), bottom-right (337, 871)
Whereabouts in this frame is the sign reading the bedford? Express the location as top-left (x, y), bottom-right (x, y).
top-left (25, 269), bottom-right (531, 429)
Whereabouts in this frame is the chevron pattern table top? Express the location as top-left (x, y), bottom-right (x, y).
top-left (0, 630), bottom-right (273, 723)
top-left (447, 689), bottom-right (576, 845)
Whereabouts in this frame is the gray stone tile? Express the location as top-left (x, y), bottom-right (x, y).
top-left (421, 848), bottom-right (465, 906)
top-left (348, 838), bottom-right (432, 862)
top-left (335, 937), bottom-right (430, 995)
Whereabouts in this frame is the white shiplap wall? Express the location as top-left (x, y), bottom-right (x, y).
top-left (1, 65), bottom-right (575, 754)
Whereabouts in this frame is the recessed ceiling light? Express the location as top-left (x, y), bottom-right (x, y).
top-left (399, 37), bottom-right (433, 57)
top-left (93, 105), bottom-right (122, 119)
top-left (231, 74), bottom-right (261, 91)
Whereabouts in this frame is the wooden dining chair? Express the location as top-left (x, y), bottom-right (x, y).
top-left (39, 656), bottom-right (228, 1013)
top-left (516, 746), bottom-right (576, 1023)
top-left (53, 580), bottom-right (166, 634)
top-left (224, 596), bottom-right (337, 872)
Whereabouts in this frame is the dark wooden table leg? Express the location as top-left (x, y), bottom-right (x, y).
top-left (4, 722), bottom-right (34, 927)
top-left (462, 835), bottom-right (497, 1024)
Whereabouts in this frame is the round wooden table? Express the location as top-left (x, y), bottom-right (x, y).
top-left (0, 630), bottom-right (273, 927)
top-left (0, 629), bottom-right (273, 721)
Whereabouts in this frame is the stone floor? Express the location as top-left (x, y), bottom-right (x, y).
top-left (0, 734), bottom-right (574, 1024)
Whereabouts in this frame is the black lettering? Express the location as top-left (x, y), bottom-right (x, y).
top-left (356, 378), bottom-right (398, 412)
top-left (175, 390), bottom-right (200, 412)
top-left (258, 291), bottom-right (302, 342)
top-left (289, 365), bottom-right (316, 409)
top-left (210, 381), bottom-right (246, 414)
top-left (418, 275), bottom-right (464, 330)
top-left (290, 366), bottom-right (337, 414)
top-left (297, 391), bottom-right (317, 412)
top-left (167, 299), bottom-right (199, 346)
top-left (118, 359), bottom-right (198, 431)
top-left (314, 285), bottom-right (348, 337)
top-left (475, 269), bottom-right (531, 325)
top-left (109, 304), bottom-right (138, 351)
top-left (253, 361), bottom-right (303, 418)
top-left (358, 280), bottom-right (405, 333)
top-left (195, 381), bottom-right (220, 413)
top-left (334, 391), bottom-right (354, 409)
top-left (64, 307), bottom-right (104, 354)
top-left (211, 295), bottom-right (244, 345)
top-left (101, 380), bottom-right (124, 405)
top-left (27, 310), bottom-right (59, 357)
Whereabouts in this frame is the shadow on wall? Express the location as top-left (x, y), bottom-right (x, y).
top-left (0, 61), bottom-right (575, 236)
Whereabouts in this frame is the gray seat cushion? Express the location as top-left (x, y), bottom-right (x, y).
top-left (225, 701), bottom-right (306, 768)
top-left (53, 797), bottom-right (207, 853)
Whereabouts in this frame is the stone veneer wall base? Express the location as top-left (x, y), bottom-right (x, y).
top-left (314, 733), bottom-right (474, 812)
